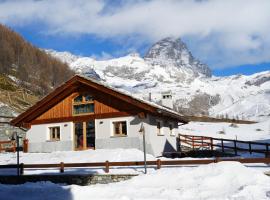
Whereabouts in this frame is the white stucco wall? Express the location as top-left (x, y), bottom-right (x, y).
top-left (27, 122), bottom-right (74, 152)
top-left (95, 116), bottom-right (144, 139)
top-left (144, 115), bottom-right (179, 157)
top-left (26, 115), bottom-right (179, 157)
top-left (95, 115), bottom-right (179, 157)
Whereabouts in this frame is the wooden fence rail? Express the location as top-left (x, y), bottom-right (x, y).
top-left (179, 134), bottom-right (270, 157)
top-left (0, 158), bottom-right (270, 175)
top-left (0, 141), bottom-right (16, 152)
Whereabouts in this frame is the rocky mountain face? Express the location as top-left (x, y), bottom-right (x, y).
top-left (144, 37), bottom-right (212, 77)
top-left (48, 37), bottom-right (270, 121)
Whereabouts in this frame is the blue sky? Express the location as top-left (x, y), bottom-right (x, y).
top-left (1, 0), bottom-right (270, 76)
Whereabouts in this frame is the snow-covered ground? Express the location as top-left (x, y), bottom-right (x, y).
top-left (1, 162), bottom-right (270, 200)
top-left (179, 119), bottom-right (270, 157)
top-left (0, 149), bottom-right (158, 175)
top-left (1, 121), bottom-right (270, 199)
top-left (179, 119), bottom-right (270, 141)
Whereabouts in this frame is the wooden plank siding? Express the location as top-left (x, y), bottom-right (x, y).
top-left (36, 93), bottom-right (73, 120)
top-left (33, 87), bottom-right (140, 123)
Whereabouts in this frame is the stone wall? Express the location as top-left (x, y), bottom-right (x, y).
top-left (0, 174), bottom-right (138, 186)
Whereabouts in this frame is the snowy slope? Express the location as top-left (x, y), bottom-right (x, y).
top-left (179, 119), bottom-right (270, 141)
top-left (46, 37), bottom-right (270, 121)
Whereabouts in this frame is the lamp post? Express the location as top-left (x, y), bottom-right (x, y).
top-left (11, 132), bottom-right (21, 176)
top-left (139, 123), bottom-right (147, 174)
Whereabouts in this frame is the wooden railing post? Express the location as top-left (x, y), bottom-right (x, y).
top-left (221, 139), bottom-right (224, 153)
top-left (210, 138), bottom-right (213, 151)
top-left (156, 159), bottom-right (161, 170)
top-left (12, 141), bottom-right (16, 152)
top-left (105, 160), bottom-right (109, 173)
top-left (201, 137), bottom-right (204, 148)
top-left (249, 142), bottom-right (252, 154)
top-left (234, 140), bottom-right (237, 156)
top-left (215, 157), bottom-right (220, 163)
top-left (20, 163), bottom-right (24, 175)
top-left (60, 162), bottom-right (64, 173)
top-left (192, 136), bottom-right (194, 150)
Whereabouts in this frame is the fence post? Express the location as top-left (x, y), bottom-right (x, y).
top-left (234, 140), bottom-right (237, 156)
top-left (265, 144), bottom-right (269, 158)
top-left (157, 159), bottom-right (161, 170)
top-left (215, 157), bottom-right (220, 163)
top-left (210, 138), bottom-right (214, 156)
top-left (105, 160), bottom-right (109, 173)
top-left (201, 137), bottom-right (204, 149)
top-left (249, 142), bottom-right (252, 154)
top-left (20, 163), bottom-right (24, 175)
top-left (221, 139), bottom-right (224, 153)
top-left (192, 136), bottom-right (194, 150)
top-left (60, 162), bottom-right (64, 173)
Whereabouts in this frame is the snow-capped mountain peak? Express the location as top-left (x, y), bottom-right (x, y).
top-left (144, 37), bottom-right (212, 77)
top-left (46, 38), bottom-right (270, 121)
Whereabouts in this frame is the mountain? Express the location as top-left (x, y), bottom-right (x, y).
top-left (48, 37), bottom-right (270, 121)
top-left (0, 24), bottom-right (74, 115)
top-left (144, 37), bottom-right (212, 77)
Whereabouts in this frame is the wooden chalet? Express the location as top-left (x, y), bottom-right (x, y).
top-left (11, 75), bottom-right (188, 156)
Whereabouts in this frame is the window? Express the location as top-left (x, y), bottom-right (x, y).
top-left (113, 121), bottom-right (127, 136)
top-left (74, 95), bottom-right (83, 103)
top-left (49, 126), bottom-right (60, 141)
top-left (157, 121), bottom-right (162, 135)
top-left (73, 94), bottom-right (94, 115)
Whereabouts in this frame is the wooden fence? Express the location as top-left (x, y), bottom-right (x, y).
top-left (0, 157), bottom-right (270, 175)
top-left (0, 141), bottom-right (16, 152)
top-left (179, 134), bottom-right (270, 157)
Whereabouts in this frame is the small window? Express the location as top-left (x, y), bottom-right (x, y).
top-left (157, 121), bottom-right (162, 135)
top-left (49, 127), bottom-right (60, 141)
top-left (113, 121), bottom-right (127, 136)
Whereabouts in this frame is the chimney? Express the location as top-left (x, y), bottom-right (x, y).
top-left (161, 91), bottom-right (173, 109)
top-left (149, 92), bottom-right (152, 101)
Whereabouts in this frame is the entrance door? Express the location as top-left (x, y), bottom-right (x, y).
top-left (74, 121), bottom-right (95, 150)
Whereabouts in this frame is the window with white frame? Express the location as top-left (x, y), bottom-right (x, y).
top-left (112, 121), bottom-right (127, 136)
top-left (49, 126), bottom-right (60, 141)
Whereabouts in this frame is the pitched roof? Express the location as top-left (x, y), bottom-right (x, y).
top-left (11, 75), bottom-right (188, 127)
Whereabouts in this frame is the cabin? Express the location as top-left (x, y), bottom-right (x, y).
top-left (11, 75), bottom-right (188, 157)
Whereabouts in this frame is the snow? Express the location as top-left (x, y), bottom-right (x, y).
top-left (0, 149), bottom-right (156, 165)
top-left (0, 149), bottom-right (157, 175)
top-left (179, 119), bottom-right (270, 141)
top-left (1, 162), bottom-right (270, 200)
top-left (47, 47), bottom-right (270, 121)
